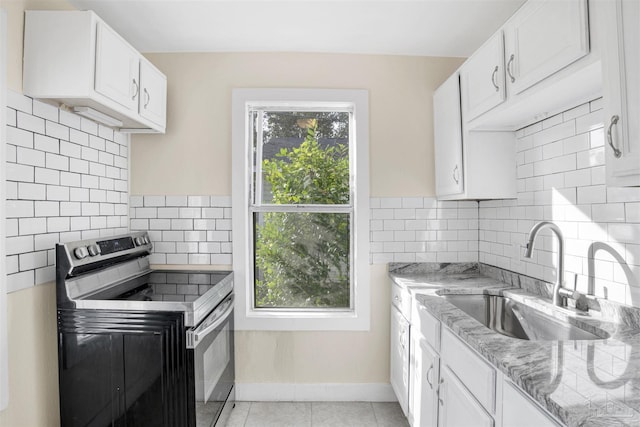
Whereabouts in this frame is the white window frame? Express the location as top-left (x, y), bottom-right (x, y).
top-left (232, 89), bottom-right (370, 331)
top-left (0, 8), bottom-right (9, 411)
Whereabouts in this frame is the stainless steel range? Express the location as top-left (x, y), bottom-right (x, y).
top-left (56, 231), bottom-right (235, 427)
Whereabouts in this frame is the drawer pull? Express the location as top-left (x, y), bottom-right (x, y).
top-left (607, 115), bottom-right (622, 158)
top-left (506, 54), bottom-right (516, 83)
top-left (426, 364), bottom-right (434, 390)
top-left (491, 65), bottom-right (499, 92)
top-left (132, 78), bottom-right (139, 100)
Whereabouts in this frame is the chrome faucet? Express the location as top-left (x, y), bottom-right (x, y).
top-left (524, 221), bottom-right (573, 307)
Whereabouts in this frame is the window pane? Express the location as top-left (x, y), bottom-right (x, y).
top-left (253, 211), bottom-right (350, 309)
top-left (254, 111), bottom-right (350, 205)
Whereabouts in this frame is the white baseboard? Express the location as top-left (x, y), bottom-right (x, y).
top-left (236, 383), bottom-right (397, 402)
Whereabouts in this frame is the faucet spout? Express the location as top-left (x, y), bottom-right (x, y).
top-left (524, 221), bottom-right (565, 307)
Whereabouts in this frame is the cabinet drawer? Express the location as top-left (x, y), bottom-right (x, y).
top-left (411, 297), bottom-right (440, 352)
top-left (391, 282), bottom-right (411, 320)
top-left (441, 327), bottom-right (496, 413)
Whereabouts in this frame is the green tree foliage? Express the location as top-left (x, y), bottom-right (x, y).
top-left (263, 111), bottom-right (349, 141)
top-left (255, 122), bottom-right (351, 308)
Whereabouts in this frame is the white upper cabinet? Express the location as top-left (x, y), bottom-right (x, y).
top-left (459, 0), bottom-right (600, 130)
top-left (433, 73), bottom-right (464, 198)
top-left (504, 0), bottom-right (589, 95)
top-left (460, 31), bottom-right (506, 121)
top-left (95, 22), bottom-right (140, 112)
top-left (23, 11), bottom-right (166, 133)
top-left (602, 0), bottom-right (640, 187)
top-left (139, 59), bottom-right (168, 128)
top-left (433, 73), bottom-right (516, 200)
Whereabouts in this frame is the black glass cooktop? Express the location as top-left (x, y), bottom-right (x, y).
top-left (116, 271), bottom-right (232, 303)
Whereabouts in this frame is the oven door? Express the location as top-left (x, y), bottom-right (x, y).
top-left (187, 293), bottom-right (235, 427)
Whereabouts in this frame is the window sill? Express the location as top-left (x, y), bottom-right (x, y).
top-left (236, 309), bottom-right (370, 331)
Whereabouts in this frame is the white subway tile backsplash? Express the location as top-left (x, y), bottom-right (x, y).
top-left (19, 218), bottom-right (47, 235)
top-left (370, 197), bottom-right (478, 264)
top-left (7, 236), bottom-right (34, 255)
top-left (17, 147), bottom-right (45, 167)
top-left (46, 153), bottom-right (69, 171)
top-left (5, 91), bottom-right (129, 291)
top-left (7, 92), bottom-right (33, 114)
top-left (45, 121), bottom-right (69, 140)
top-left (7, 126), bottom-right (35, 148)
top-left (171, 219), bottom-right (193, 230)
top-left (19, 251), bottom-right (48, 271)
top-left (89, 135), bottom-right (106, 151)
top-left (143, 195), bottom-right (165, 207)
top-left (17, 111), bottom-right (45, 133)
top-left (7, 271), bottom-right (35, 293)
top-left (7, 107), bottom-right (17, 127)
top-left (18, 183), bottom-right (46, 200)
top-left (69, 188), bottom-right (89, 202)
top-left (32, 100), bottom-right (58, 122)
top-left (479, 100), bottom-right (640, 306)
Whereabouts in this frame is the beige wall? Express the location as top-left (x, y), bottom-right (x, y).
top-left (131, 52), bottom-right (463, 387)
top-left (132, 52), bottom-right (463, 197)
top-left (0, 284), bottom-right (59, 427)
top-left (1, 1), bottom-right (73, 426)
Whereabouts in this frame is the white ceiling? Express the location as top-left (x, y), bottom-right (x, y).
top-left (68, 0), bottom-right (526, 57)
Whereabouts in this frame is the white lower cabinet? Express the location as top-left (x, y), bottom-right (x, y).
top-left (397, 296), bottom-right (562, 427)
top-left (410, 335), bottom-right (439, 427)
top-left (438, 366), bottom-right (494, 427)
top-left (391, 302), bottom-right (411, 416)
top-left (502, 381), bottom-right (560, 427)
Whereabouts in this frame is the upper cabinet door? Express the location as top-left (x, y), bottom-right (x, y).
top-left (504, 0), bottom-right (589, 95)
top-left (603, 0), bottom-right (640, 187)
top-left (139, 59), bottom-right (167, 128)
top-left (433, 73), bottom-right (464, 197)
top-left (95, 22), bottom-right (140, 112)
top-left (460, 31), bottom-right (506, 121)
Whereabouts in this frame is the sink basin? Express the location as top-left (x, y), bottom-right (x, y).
top-left (442, 294), bottom-right (607, 341)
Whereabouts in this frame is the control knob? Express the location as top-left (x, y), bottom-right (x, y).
top-left (87, 244), bottom-right (101, 257)
top-left (134, 237), bottom-right (144, 246)
top-left (74, 247), bottom-right (89, 260)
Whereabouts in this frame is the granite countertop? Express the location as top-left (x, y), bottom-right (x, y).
top-left (390, 263), bottom-right (640, 427)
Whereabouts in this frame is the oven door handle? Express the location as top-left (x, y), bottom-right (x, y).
top-left (187, 294), bottom-right (234, 349)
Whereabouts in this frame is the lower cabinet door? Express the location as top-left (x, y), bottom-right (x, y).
top-left (502, 381), bottom-right (560, 427)
top-left (438, 366), bottom-right (494, 427)
top-left (390, 306), bottom-right (410, 416)
top-left (411, 336), bottom-right (439, 427)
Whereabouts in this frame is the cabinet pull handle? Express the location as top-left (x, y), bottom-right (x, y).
top-left (438, 378), bottom-right (445, 406)
top-left (144, 88), bottom-right (150, 108)
top-left (132, 78), bottom-right (140, 100)
top-left (506, 54), bottom-right (516, 83)
top-left (607, 115), bottom-right (622, 158)
top-left (491, 66), bottom-right (499, 92)
top-left (452, 165), bottom-right (459, 184)
top-left (400, 330), bottom-right (406, 350)
top-left (394, 295), bottom-right (401, 303)
top-left (426, 364), bottom-right (434, 389)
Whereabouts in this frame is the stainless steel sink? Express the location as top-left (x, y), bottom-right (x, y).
top-left (442, 294), bottom-right (608, 341)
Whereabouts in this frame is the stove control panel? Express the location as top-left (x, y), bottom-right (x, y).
top-left (57, 232), bottom-right (153, 276)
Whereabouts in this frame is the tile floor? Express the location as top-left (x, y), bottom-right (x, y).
top-left (225, 401), bottom-right (409, 427)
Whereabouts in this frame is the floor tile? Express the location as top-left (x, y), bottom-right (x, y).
top-left (225, 401), bottom-right (251, 427)
top-left (244, 401), bottom-right (312, 427)
top-left (372, 402), bottom-right (410, 427)
top-left (311, 402), bottom-right (377, 427)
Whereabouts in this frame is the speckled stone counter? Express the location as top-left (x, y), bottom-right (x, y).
top-left (390, 263), bottom-right (640, 427)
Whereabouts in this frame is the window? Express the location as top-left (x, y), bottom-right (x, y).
top-left (232, 89), bottom-right (369, 331)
